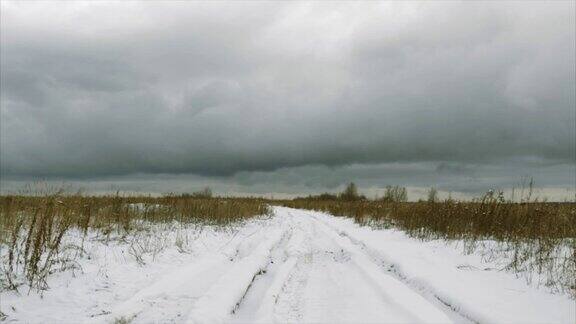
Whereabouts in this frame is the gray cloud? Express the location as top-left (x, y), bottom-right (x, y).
top-left (1, 2), bottom-right (574, 195)
top-left (1, 162), bottom-right (574, 201)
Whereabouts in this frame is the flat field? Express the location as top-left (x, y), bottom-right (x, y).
top-left (0, 196), bottom-right (574, 323)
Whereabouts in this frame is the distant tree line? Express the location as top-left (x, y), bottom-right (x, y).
top-left (177, 187), bottom-right (213, 198)
top-left (296, 183), bottom-right (448, 203)
top-left (297, 182), bottom-right (412, 202)
top-left (174, 183), bottom-right (443, 203)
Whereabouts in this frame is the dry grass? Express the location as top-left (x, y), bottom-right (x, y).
top-left (0, 194), bottom-right (269, 292)
top-left (280, 195), bottom-right (576, 296)
top-left (1, 190), bottom-right (574, 297)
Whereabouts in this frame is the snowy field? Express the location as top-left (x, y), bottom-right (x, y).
top-left (1, 206), bottom-right (573, 324)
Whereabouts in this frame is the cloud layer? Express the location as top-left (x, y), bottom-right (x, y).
top-left (1, 2), bottom-right (574, 196)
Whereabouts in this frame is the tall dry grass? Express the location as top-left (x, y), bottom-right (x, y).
top-left (0, 194), bottom-right (269, 292)
top-left (281, 195), bottom-right (576, 296)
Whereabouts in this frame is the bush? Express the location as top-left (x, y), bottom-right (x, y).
top-left (382, 185), bottom-right (408, 202)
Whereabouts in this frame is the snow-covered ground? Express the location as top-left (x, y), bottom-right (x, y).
top-left (1, 207), bottom-right (574, 323)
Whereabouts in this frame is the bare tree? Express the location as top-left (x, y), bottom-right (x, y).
top-left (339, 182), bottom-right (365, 201)
top-left (427, 187), bottom-right (438, 203)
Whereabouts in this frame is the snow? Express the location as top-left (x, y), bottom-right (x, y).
top-left (306, 209), bottom-right (575, 324)
top-left (187, 228), bottom-right (285, 324)
top-left (1, 206), bottom-right (573, 323)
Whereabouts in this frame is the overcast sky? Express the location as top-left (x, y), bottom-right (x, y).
top-left (1, 1), bottom-right (575, 200)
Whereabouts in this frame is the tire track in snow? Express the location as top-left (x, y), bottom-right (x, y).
top-left (229, 210), bottom-right (311, 323)
top-left (306, 209), bottom-right (477, 324)
top-left (269, 212), bottom-right (316, 323)
top-left (304, 213), bottom-right (453, 324)
top-left (93, 224), bottom-right (283, 324)
top-left (186, 228), bottom-right (288, 324)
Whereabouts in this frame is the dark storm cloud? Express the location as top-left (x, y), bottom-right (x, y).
top-left (1, 2), bottom-right (574, 190)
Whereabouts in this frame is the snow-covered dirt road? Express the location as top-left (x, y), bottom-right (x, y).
top-left (95, 207), bottom-right (573, 324)
top-left (2, 207), bottom-right (574, 323)
top-left (228, 209), bottom-right (453, 324)
top-left (98, 207), bottom-right (453, 324)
